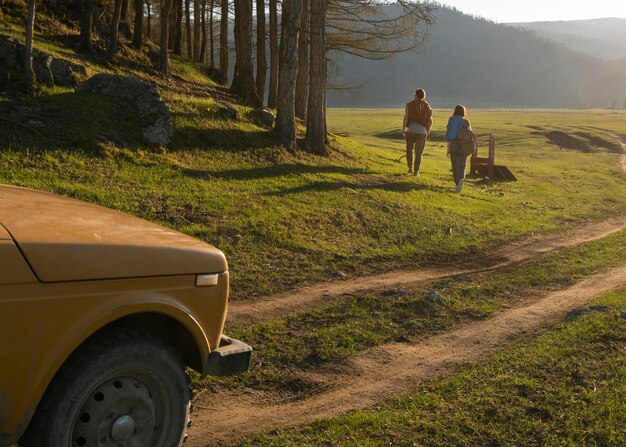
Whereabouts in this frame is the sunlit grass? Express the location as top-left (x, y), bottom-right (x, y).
top-left (2, 96), bottom-right (625, 299)
top-left (236, 286), bottom-right (626, 446)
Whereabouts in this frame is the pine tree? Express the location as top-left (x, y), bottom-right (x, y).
top-left (231, 0), bottom-right (262, 106)
top-left (305, 0), bottom-right (327, 154)
top-left (160, 0), bottom-right (173, 75)
top-left (275, 0), bottom-right (303, 149)
top-left (24, 0), bottom-right (37, 93)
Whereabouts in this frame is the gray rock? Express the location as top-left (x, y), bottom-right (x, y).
top-left (143, 116), bottom-right (175, 146)
top-left (0, 37), bottom-right (18, 68)
top-left (216, 103), bottom-right (238, 120)
top-left (77, 74), bottom-right (174, 147)
top-left (50, 58), bottom-right (87, 87)
top-left (0, 36), bottom-right (87, 87)
top-left (33, 52), bottom-right (54, 85)
top-left (427, 290), bottom-right (445, 304)
top-left (251, 107), bottom-right (274, 127)
top-left (620, 310), bottom-right (626, 320)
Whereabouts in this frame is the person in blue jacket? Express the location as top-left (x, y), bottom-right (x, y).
top-left (446, 105), bottom-right (472, 193)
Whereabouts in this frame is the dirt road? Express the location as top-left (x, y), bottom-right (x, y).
top-left (188, 136), bottom-right (626, 446)
top-left (229, 217), bottom-right (626, 324)
top-left (190, 265), bottom-right (626, 446)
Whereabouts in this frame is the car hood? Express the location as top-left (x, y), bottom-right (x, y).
top-left (0, 185), bottom-right (227, 282)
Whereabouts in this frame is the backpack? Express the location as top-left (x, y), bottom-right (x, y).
top-left (409, 100), bottom-right (432, 127)
top-left (457, 120), bottom-right (476, 156)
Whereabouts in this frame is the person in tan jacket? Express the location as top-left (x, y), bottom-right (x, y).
top-left (402, 88), bottom-right (433, 175)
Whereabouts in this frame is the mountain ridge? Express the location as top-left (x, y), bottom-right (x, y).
top-left (328, 7), bottom-right (626, 109)
top-left (509, 17), bottom-right (626, 60)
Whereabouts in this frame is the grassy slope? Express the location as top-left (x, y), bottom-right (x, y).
top-left (2, 95), bottom-right (625, 298)
top-left (1, 6), bottom-right (626, 300)
top-left (237, 288), bottom-right (626, 447)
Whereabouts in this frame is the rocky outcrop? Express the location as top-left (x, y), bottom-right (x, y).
top-left (76, 73), bottom-right (174, 147)
top-left (0, 35), bottom-right (87, 87)
top-left (250, 107), bottom-right (275, 127)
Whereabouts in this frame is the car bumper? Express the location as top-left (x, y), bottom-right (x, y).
top-left (206, 335), bottom-right (252, 376)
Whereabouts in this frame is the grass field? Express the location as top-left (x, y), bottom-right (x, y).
top-left (194, 228), bottom-right (626, 393)
top-left (2, 95), bottom-right (625, 299)
top-left (235, 287), bottom-right (626, 447)
top-left (3, 8), bottom-right (626, 446)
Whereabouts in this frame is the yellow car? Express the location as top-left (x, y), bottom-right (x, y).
top-left (0, 184), bottom-right (251, 447)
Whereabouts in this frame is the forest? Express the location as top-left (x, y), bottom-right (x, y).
top-left (15, 0), bottom-right (434, 153)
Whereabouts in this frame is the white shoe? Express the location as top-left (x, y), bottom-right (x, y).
top-left (456, 178), bottom-right (464, 193)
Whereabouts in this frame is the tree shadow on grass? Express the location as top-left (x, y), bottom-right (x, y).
top-left (0, 92), bottom-right (145, 154)
top-left (182, 164), bottom-right (370, 181)
top-left (265, 180), bottom-right (448, 196)
top-left (373, 129), bottom-right (447, 143)
top-left (170, 126), bottom-right (276, 152)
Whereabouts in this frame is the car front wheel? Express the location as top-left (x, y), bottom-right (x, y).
top-left (20, 328), bottom-right (191, 447)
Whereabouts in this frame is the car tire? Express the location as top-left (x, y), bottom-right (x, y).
top-left (20, 327), bottom-right (191, 447)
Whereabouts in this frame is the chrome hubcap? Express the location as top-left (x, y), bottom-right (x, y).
top-left (110, 415), bottom-right (135, 441)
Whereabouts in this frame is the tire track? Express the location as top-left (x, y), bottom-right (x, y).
top-left (190, 265), bottom-right (626, 446)
top-left (229, 217), bottom-right (626, 324)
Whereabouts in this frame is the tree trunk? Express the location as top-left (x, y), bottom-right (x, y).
top-left (305, 0), bottom-right (327, 154)
top-left (160, 0), bottom-right (173, 76)
top-left (173, 0), bottom-right (182, 54)
top-left (295, 0), bottom-right (309, 119)
top-left (168, 0), bottom-right (177, 49)
top-left (231, 0), bottom-right (262, 107)
top-left (121, 0), bottom-right (129, 21)
top-left (24, 0), bottom-right (36, 93)
top-left (193, 0), bottom-right (201, 59)
top-left (219, 0), bottom-right (229, 84)
top-left (200, 0), bottom-right (207, 62)
top-left (185, 0), bottom-right (192, 57)
top-left (275, 0), bottom-right (302, 150)
top-left (132, 0), bottom-right (143, 48)
top-left (107, 0), bottom-right (123, 60)
top-left (209, 0), bottom-right (215, 67)
top-left (255, 0), bottom-right (266, 101)
top-left (267, 0), bottom-right (278, 108)
top-left (80, 0), bottom-right (95, 52)
top-left (146, 1), bottom-right (152, 38)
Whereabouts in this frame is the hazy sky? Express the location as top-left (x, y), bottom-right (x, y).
top-left (434, 0), bottom-right (626, 23)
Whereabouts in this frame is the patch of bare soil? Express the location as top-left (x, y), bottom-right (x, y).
top-left (229, 217), bottom-right (626, 324)
top-left (609, 133), bottom-right (626, 174)
top-left (544, 130), bottom-right (591, 151)
top-left (189, 266), bottom-right (626, 446)
top-left (536, 130), bottom-right (620, 154)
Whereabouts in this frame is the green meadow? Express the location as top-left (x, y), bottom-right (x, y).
top-left (2, 96), bottom-right (625, 299)
top-left (3, 5), bottom-right (626, 446)
top-left (195, 228), bottom-right (626, 394)
top-left (236, 287), bottom-right (626, 447)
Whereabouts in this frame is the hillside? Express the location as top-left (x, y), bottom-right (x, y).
top-left (328, 6), bottom-right (626, 108)
top-left (510, 18), bottom-right (626, 60)
top-left (2, 4), bottom-right (626, 447)
top-left (0, 2), bottom-right (625, 301)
